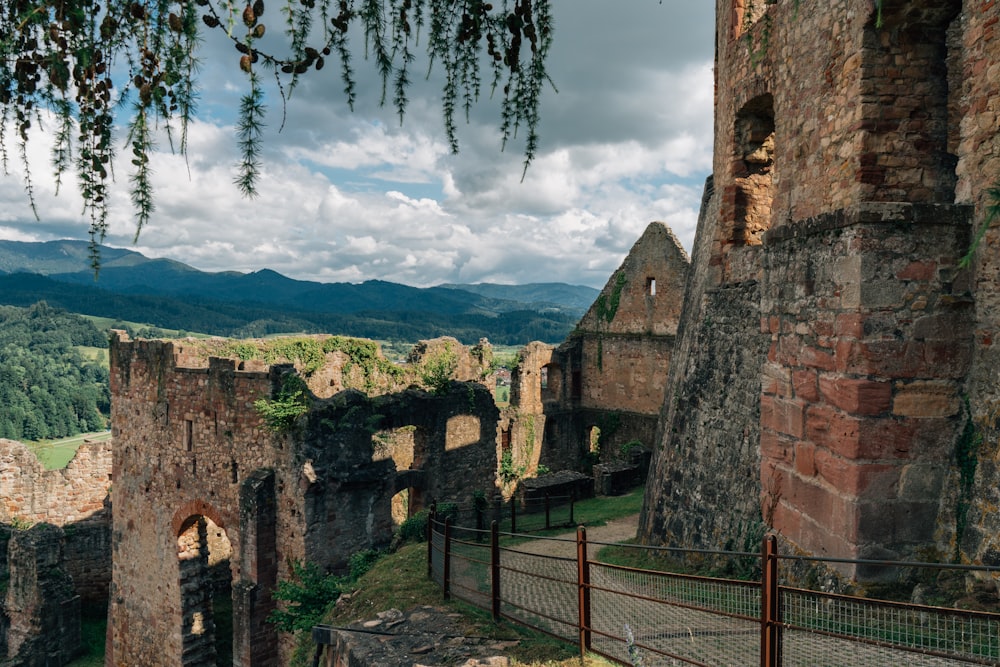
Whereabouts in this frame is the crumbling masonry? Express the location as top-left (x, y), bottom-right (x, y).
top-left (105, 334), bottom-right (500, 666)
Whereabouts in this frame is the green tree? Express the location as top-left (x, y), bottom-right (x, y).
top-left (0, 0), bottom-right (553, 268)
top-left (0, 302), bottom-right (110, 441)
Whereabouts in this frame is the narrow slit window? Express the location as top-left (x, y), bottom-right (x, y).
top-left (183, 419), bottom-right (193, 451)
top-left (647, 277), bottom-right (657, 296)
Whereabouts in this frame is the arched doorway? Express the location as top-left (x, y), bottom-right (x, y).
top-left (177, 514), bottom-right (233, 666)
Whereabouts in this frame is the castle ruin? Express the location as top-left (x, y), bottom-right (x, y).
top-left (640, 0), bottom-right (1000, 569)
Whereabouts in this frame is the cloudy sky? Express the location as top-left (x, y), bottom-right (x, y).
top-left (0, 1), bottom-right (714, 289)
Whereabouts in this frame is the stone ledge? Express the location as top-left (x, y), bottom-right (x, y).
top-left (763, 203), bottom-right (974, 246)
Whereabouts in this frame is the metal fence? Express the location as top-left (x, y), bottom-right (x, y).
top-left (428, 519), bottom-right (1000, 666)
top-left (429, 494), bottom-right (577, 535)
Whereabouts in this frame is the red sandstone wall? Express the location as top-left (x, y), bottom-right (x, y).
top-left (644, 0), bottom-right (994, 566)
top-left (108, 336), bottom-right (290, 666)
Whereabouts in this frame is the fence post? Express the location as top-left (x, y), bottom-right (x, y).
top-left (761, 534), bottom-right (780, 667)
top-left (491, 520), bottom-right (501, 622)
top-left (510, 495), bottom-right (517, 533)
top-left (577, 526), bottom-right (592, 659)
top-left (545, 493), bottom-right (551, 530)
top-left (443, 517), bottom-right (452, 601)
top-left (569, 493), bottom-right (575, 526)
top-left (426, 503), bottom-right (437, 579)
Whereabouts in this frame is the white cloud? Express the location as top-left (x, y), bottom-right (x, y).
top-left (0, 1), bottom-right (714, 289)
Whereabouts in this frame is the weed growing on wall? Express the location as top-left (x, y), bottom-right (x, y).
top-left (254, 373), bottom-right (310, 432)
top-left (420, 343), bottom-right (459, 395)
top-left (268, 561), bottom-right (344, 633)
top-left (960, 181), bottom-right (1000, 268)
top-left (499, 449), bottom-right (524, 485)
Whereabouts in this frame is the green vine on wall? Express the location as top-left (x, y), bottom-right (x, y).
top-left (953, 396), bottom-right (983, 561)
top-left (525, 414), bottom-right (537, 452)
top-left (595, 271), bottom-right (627, 324)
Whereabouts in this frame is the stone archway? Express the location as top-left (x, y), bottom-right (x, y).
top-left (176, 509), bottom-right (233, 667)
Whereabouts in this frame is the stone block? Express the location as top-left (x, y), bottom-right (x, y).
top-left (760, 428), bottom-right (795, 465)
top-left (818, 375), bottom-right (892, 415)
top-left (791, 369), bottom-right (820, 402)
top-left (794, 441), bottom-right (816, 477)
top-left (897, 463), bottom-right (946, 500)
top-left (812, 448), bottom-right (900, 498)
top-left (897, 260), bottom-right (937, 281)
top-left (761, 362), bottom-right (792, 397)
top-left (782, 472), bottom-right (857, 546)
top-left (892, 380), bottom-right (960, 417)
top-left (760, 395), bottom-right (806, 438)
top-left (856, 500), bottom-right (940, 546)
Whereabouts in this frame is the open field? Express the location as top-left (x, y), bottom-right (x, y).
top-left (26, 430), bottom-right (111, 469)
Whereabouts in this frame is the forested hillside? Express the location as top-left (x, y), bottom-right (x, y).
top-left (0, 302), bottom-right (110, 441)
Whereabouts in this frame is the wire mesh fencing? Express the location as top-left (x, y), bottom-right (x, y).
top-left (427, 519), bottom-right (1000, 667)
top-left (428, 494), bottom-right (578, 536)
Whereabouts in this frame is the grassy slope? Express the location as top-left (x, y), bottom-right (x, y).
top-left (26, 431), bottom-right (112, 469)
top-left (297, 488), bottom-right (646, 666)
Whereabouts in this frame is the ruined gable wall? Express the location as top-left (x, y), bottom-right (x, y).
top-left (576, 222), bottom-right (689, 339)
top-left (538, 223), bottom-right (689, 469)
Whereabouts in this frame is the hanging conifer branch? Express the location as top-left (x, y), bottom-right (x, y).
top-left (0, 0), bottom-right (554, 267)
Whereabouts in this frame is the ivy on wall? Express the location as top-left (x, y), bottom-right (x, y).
top-left (595, 271), bottom-right (627, 324)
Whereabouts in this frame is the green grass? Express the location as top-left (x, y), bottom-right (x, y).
top-left (298, 541), bottom-right (614, 667)
top-left (285, 490), bottom-right (646, 667)
top-left (76, 345), bottom-right (108, 366)
top-left (25, 431), bottom-right (111, 469)
top-left (81, 315), bottom-right (209, 338)
top-left (66, 604), bottom-right (107, 667)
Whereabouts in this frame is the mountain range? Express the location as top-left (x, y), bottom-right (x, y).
top-left (0, 240), bottom-right (599, 345)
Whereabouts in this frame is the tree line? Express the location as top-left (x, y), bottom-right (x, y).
top-left (0, 302), bottom-right (109, 442)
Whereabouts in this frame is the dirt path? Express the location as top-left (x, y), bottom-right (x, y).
top-left (510, 513), bottom-right (639, 558)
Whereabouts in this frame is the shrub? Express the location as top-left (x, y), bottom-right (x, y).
top-left (268, 561), bottom-right (343, 633)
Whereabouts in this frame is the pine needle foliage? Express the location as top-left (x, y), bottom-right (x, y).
top-left (0, 0), bottom-right (554, 267)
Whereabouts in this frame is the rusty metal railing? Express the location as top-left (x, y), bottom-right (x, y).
top-left (428, 519), bottom-right (1000, 666)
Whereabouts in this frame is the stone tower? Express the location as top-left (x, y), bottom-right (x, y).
top-left (641, 0), bottom-right (1000, 566)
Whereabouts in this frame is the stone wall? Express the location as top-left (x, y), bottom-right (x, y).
top-left (2, 524), bottom-right (80, 667)
top-left (512, 223), bottom-right (689, 479)
top-left (639, 179), bottom-right (768, 550)
top-left (643, 0), bottom-right (1000, 568)
top-left (953, 0), bottom-right (1000, 566)
top-left (761, 205), bottom-right (972, 561)
top-left (0, 439), bottom-right (112, 606)
top-left (107, 332), bottom-right (504, 665)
